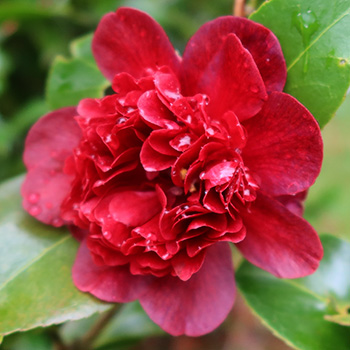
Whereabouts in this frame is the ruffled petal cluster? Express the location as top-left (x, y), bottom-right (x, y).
top-left (22, 7), bottom-right (323, 336)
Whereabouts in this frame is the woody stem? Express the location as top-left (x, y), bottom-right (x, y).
top-left (55, 304), bottom-right (121, 350)
top-left (233, 0), bottom-right (246, 17)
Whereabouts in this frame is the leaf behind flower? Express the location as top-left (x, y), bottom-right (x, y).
top-left (0, 176), bottom-right (110, 337)
top-left (251, 0), bottom-right (350, 128)
top-left (46, 34), bottom-right (109, 110)
top-left (236, 234), bottom-right (350, 350)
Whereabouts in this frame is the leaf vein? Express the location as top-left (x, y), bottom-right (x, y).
top-left (287, 9), bottom-right (350, 71)
top-left (283, 279), bottom-right (328, 303)
top-left (0, 235), bottom-right (70, 293)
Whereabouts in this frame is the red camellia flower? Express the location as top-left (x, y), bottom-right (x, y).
top-left (22, 8), bottom-right (323, 336)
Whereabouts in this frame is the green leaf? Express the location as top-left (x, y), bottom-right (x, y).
top-left (325, 314), bottom-right (350, 326)
top-left (250, 0), bottom-right (350, 128)
top-left (0, 1), bottom-right (68, 21)
top-left (60, 302), bottom-right (164, 349)
top-left (0, 176), bottom-right (110, 337)
top-left (236, 234), bottom-right (350, 350)
top-left (0, 49), bottom-right (12, 96)
top-left (94, 302), bottom-right (164, 348)
top-left (46, 33), bottom-right (109, 110)
top-left (1, 329), bottom-right (54, 350)
top-left (69, 33), bottom-right (96, 65)
top-left (295, 235), bottom-right (350, 305)
top-left (0, 99), bottom-right (48, 157)
top-left (46, 57), bottom-right (109, 110)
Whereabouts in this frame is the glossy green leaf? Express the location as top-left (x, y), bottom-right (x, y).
top-left (250, 0), bottom-right (350, 127)
top-left (236, 234), bottom-right (350, 350)
top-left (46, 33), bottom-right (109, 110)
top-left (46, 57), bottom-right (109, 110)
top-left (0, 176), bottom-right (110, 337)
top-left (295, 235), bottom-right (350, 304)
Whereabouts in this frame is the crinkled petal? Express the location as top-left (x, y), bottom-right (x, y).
top-left (105, 190), bottom-right (162, 227)
top-left (183, 33), bottom-right (267, 121)
top-left (92, 7), bottom-right (181, 81)
top-left (181, 16), bottom-right (286, 93)
top-left (237, 193), bottom-right (323, 278)
top-left (139, 242), bottom-right (235, 336)
top-left (73, 240), bottom-right (151, 302)
top-left (138, 90), bottom-right (179, 130)
top-left (242, 92), bottom-right (323, 196)
top-left (140, 139), bottom-right (176, 171)
top-left (154, 71), bottom-right (182, 103)
top-left (21, 107), bottom-right (81, 226)
top-left (148, 129), bottom-right (180, 156)
top-left (171, 250), bottom-right (206, 281)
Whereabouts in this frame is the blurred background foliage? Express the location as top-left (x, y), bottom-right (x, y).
top-left (305, 94), bottom-right (350, 240)
top-left (0, 0), bottom-right (349, 349)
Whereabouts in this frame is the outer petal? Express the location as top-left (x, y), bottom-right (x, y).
top-left (139, 242), bottom-right (235, 336)
top-left (92, 7), bottom-right (181, 81)
top-left (277, 191), bottom-right (308, 217)
top-left (242, 92), bottom-right (323, 196)
top-left (73, 241), bottom-right (151, 302)
top-left (236, 194), bottom-right (323, 278)
top-left (21, 107), bottom-right (81, 226)
top-left (181, 16), bottom-right (286, 94)
top-left (185, 33), bottom-right (267, 121)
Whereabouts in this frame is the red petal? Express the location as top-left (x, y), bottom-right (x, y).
top-left (73, 240), bottom-right (151, 302)
top-left (154, 71), bottom-right (181, 103)
top-left (148, 129), bottom-right (180, 156)
top-left (133, 214), bottom-right (162, 241)
top-left (203, 161), bottom-right (238, 188)
top-left (69, 225), bottom-right (89, 241)
top-left (87, 233), bottom-right (130, 266)
top-left (183, 33), bottom-right (267, 121)
top-left (77, 95), bottom-right (118, 119)
top-left (277, 191), bottom-right (308, 217)
top-left (188, 213), bottom-right (227, 232)
top-left (242, 92), bottom-right (323, 196)
top-left (92, 8), bottom-right (181, 81)
top-left (21, 107), bottom-right (81, 226)
top-left (203, 188), bottom-right (226, 213)
top-left (171, 250), bottom-right (206, 281)
top-left (237, 194), bottom-right (323, 278)
top-left (140, 139), bottom-right (176, 171)
top-left (105, 190), bottom-right (162, 227)
top-left (138, 90), bottom-right (179, 130)
top-left (181, 16), bottom-right (286, 94)
top-left (139, 243), bottom-right (235, 336)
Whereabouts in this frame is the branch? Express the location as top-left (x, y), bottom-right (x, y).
top-left (68, 305), bottom-right (120, 350)
top-left (233, 0), bottom-right (246, 17)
